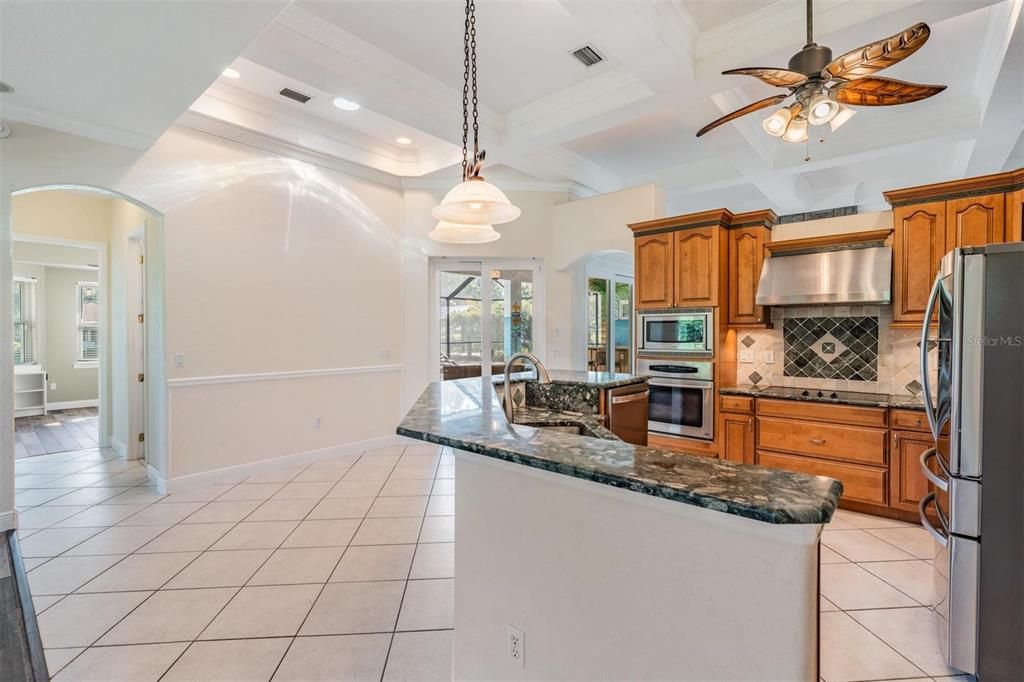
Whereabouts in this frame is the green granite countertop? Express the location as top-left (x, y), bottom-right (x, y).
top-left (397, 377), bottom-right (842, 525)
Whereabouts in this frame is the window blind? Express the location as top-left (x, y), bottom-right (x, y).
top-left (77, 282), bottom-right (100, 362)
top-left (13, 278), bottom-right (36, 364)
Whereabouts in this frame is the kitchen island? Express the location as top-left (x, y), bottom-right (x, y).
top-left (398, 374), bottom-right (842, 680)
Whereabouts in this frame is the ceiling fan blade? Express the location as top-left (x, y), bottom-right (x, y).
top-left (722, 67), bottom-right (808, 88)
top-left (824, 22), bottom-right (931, 80)
top-left (834, 76), bottom-right (946, 106)
top-left (696, 94), bottom-right (789, 137)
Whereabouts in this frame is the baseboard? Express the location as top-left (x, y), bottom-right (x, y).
top-left (0, 510), bottom-right (18, 533)
top-left (47, 399), bottom-right (99, 411)
top-left (146, 464), bottom-right (168, 495)
top-left (157, 434), bottom-right (405, 493)
top-left (110, 438), bottom-right (128, 458)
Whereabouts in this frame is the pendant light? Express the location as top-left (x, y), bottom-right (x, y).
top-left (429, 0), bottom-right (520, 243)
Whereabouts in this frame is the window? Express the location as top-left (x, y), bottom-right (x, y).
top-left (77, 282), bottom-right (100, 363)
top-left (13, 278), bottom-right (36, 364)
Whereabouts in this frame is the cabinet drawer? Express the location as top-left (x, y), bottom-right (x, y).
top-left (890, 408), bottom-right (929, 432)
top-left (757, 398), bottom-right (887, 428)
top-left (757, 417), bottom-right (887, 465)
top-left (720, 395), bottom-right (754, 414)
top-left (758, 451), bottom-right (887, 506)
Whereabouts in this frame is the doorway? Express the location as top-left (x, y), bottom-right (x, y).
top-left (586, 265), bottom-right (634, 374)
top-left (431, 258), bottom-right (545, 381)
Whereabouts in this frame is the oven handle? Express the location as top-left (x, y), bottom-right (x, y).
top-left (919, 447), bottom-right (949, 492)
top-left (920, 274), bottom-right (942, 440)
top-left (648, 378), bottom-right (713, 389)
top-left (919, 492), bottom-right (949, 548)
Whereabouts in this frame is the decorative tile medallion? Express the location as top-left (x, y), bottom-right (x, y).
top-left (783, 317), bottom-right (879, 381)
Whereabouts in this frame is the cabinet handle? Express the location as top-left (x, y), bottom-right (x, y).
top-left (747, 418), bottom-right (753, 428)
top-left (809, 437), bottom-right (826, 445)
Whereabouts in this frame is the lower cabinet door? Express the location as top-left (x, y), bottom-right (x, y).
top-left (757, 450), bottom-right (888, 506)
top-left (721, 414), bottom-right (754, 465)
top-left (890, 430), bottom-right (935, 513)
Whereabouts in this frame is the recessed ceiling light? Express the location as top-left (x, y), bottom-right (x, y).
top-left (396, 137), bottom-right (412, 145)
top-left (333, 96), bottom-right (360, 111)
top-left (222, 68), bottom-right (240, 79)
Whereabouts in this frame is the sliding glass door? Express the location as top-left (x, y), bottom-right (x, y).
top-left (434, 260), bottom-right (544, 382)
top-left (587, 272), bottom-right (633, 374)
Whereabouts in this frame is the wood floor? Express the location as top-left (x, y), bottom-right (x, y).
top-left (14, 408), bottom-right (99, 459)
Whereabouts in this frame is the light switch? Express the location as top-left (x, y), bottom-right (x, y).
top-left (174, 353), bottom-right (185, 368)
top-left (739, 349), bottom-right (754, 364)
top-left (762, 351), bottom-right (775, 364)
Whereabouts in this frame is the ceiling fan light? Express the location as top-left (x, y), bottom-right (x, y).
top-left (807, 94), bottom-right (840, 125)
top-left (829, 104), bottom-right (857, 131)
top-left (782, 117), bottom-right (809, 143)
top-left (762, 108), bottom-right (792, 137)
top-left (431, 178), bottom-right (521, 225)
top-left (427, 221), bottom-right (501, 244)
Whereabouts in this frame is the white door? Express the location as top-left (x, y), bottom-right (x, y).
top-left (586, 269), bottom-right (634, 374)
top-left (127, 230), bottom-right (146, 461)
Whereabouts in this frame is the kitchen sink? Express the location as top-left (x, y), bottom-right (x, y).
top-left (533, 424), bottom-right (586, 435)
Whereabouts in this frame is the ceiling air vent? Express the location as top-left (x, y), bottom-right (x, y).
top-left (279, 87), bottom-right (312, 104)
top-left (571, 45), bottom-right (603, 67)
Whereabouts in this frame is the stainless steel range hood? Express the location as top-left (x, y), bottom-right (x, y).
top-left (755, 244), bottom-right (892, 306)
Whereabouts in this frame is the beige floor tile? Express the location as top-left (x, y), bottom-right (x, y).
top-left (307, 497), bottom-right (373, 520)
top-left (216, 483), bottom-right (284, 501)
top-left (850, 607), bottom-right (962, 677)
top-left (397, 578), bottom-right (454, 631)
top-left (426, 496), bottom-right (455, 516)
top-left (430, 479), bottom-right (455, 496)
top-left (135, 523), bottom-right (235, 553)
top-left (165, 549), bottom-right (272, 589)
top-left (821, 563), bottom-right (919, 611)
top-left (56, 503), bottom-right (152, 527)
top-left (351, 517), bottom-right (422, 546)
top-left (326, 480), bottom-right (384, 498)
top-left (103, 488), bottom-right (168, 505)
top-left (41, 487), bottom-right (132, 506)
top-left (65, 525), bottom-right (169, 556)
top-left (273, 633), bottom-right (391, 681)
top-left (33, 594), bottom-right (64, 614)
top-left (411, 542), bottom-right (454, 579)
top-left (78, 552), bottom-right (199, 592)
top-left (27, 555), bottom-right (123, 595)
top-left (343, 465), bottom-right (394, 482)
top-left (19, 527), bottom-right (105, 558)
top-left (368, 496), bottom-right (429, 518)
top-left (384, 630), bottom-right (453, 682)
top-left (822, 529), bottom-right (916, 562)
top-left (418, 516), bottom-right (454, 543)
top-left (290, 467), bottom-right (349, 483)
top-left (820, 611), bottom-right (925, 682)
top-left (243, 469), bottom-right (301, 484)
top-left (98, 587), bottom-right (236, 645)
top-left (820, 596), bottom-right (840, 612)
top-left (200, 584), bottom-right (321, 639)
top-left (867, 527), bottom-right (940, 560)
top-left (44, 648), bottom-right (83, 676)
top-left (273, 481), bottom-right (335, 500)
top-left (330, 545), bottom-right (415, 582)
top-left (282, 519), bottom-right (360, 548)
top-left (209, 520), bottom-right (299, 550)
top-left (833, 509), bottom-right (913, 530)
top-left (53, 642), bottom-right (187, 681)
top-left (363, 445), bottom-right (407, 458)
top-left (860, 560), bottom-right (937, 606)
top-left (246, 498), bottom-right (318, 521)
top-left (16, 489), bottom-right (75, 508)
top-left (379, 479), bottom-right (434, 497)
top-left (162, 638), bottom-right (291, 681)
top-left (434, 465), bottom-right (455, 479)
top-left (404, 445), bottom-right (443, 458)
top-left (17, 505), bottom-right (92, 529)
top-left (389, 466), bottom-right (436, 481)
top-left (248, 546), bottom-right (345, 585)
top-left (300, 581), bottom-right (404, 635)
top-left (162, 485), bottom-right (235, 503)
top-left (823, 515), bottom-right (857, 530)
top-left (820, 546), bottom-right (849, 564)
top-left (181, 500), bottom-right (261, 523)
top-left (38, 591), bottom-right (152, 648)
top-left (118, 502), bottom-right (205, 526)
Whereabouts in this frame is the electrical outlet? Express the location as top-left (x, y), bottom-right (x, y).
top-left (49, 382), bottom-right (57, 391)
top-left (762, 350), bottom-right (775, 364)
top-left (379, 347), bottom-right (391, 360)
top-left (174, 353), bottom-right (185, 368)
top-left (313, 416), bottom-right (321, 429)
top-left (506, 625), bottom-right (525, 667)
top-left (739, 349), bottom-right (754, 364)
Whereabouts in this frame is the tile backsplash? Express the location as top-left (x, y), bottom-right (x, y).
top-left (737, 305), bottom-right (935, 396)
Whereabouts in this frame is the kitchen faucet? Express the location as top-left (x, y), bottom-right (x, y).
top-left (502, 352), bottom-right (551, 423)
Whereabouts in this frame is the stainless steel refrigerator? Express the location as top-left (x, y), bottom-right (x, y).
top-left (919, 243), bottom-right (1024, 678)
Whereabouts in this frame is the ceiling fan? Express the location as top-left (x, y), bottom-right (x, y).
top-left (696, 0), bottom-right (946, 142)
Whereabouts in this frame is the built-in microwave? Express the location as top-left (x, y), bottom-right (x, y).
top-left (638, 309), bottom-right (713, 355)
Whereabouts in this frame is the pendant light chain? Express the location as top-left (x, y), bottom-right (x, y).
top-left (469, 0), bottom-right (479, 164)
top-left (460, 0), bottom-right (481, 181)
top-left (461, 0), bottom-right (471, 181)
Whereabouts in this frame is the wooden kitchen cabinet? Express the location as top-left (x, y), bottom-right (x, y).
top-left (946, 194), bottom-right (1006, 248)
top-left (892, 201), bottom-right (946, 326)
top-left (890, 430), bottom-right (934, 514)
top-left (634, 233), bottom-right (674, 309)
top-left (727, 227), bottom-right (768, 326)
top-left (674, 227), bottom-right (719, 307)
top-left (719, 395), bottom-right (754, 465)
top-left (1009, 188), bottom-right (1024, 241)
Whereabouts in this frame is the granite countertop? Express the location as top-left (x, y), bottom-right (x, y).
top-left (720, 385), bottom-right (927, 411)
top-left (398, 377), bottom-right (842, 525)
top-left (513, 405), bottom-right (618, 440)
top-left (493, 369), bottom-right (647, 389)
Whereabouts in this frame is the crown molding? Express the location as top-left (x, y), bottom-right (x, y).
top-left (399, 175), bottom-right (595, 199)
top-left (0, 102), bottom-right (155, 150)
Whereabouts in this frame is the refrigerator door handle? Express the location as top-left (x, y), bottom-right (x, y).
top-left (919, 448), bottom-right (949, 491)
top-left (920, 274), bottom-right (943, 440)
top-left (919, 492), bottom-right (949, 548)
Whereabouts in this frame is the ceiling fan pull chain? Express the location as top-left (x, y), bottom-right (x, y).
top-left (461, 0), bottom-right (471, 181)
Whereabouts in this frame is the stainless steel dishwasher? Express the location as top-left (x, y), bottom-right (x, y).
top-left (605, 382), bottom-right (650, 446)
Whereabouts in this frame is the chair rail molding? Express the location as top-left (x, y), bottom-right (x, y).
top-left (166, 363), bottom-right (405, 388)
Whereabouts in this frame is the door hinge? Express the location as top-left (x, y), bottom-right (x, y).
top-left (137, 373), bottom-right (145, 382)
top-left (138, 432), bottom-right (145, 443)
top-left (137, 313), bottom-right (144, 323)
top-left (138, 255), bottom-right (144, 265)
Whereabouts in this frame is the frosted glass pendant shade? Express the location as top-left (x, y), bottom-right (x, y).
top-left (431, 178), bottom-right (521, 225)
top-left (782, 118), bottom-right (809, 143)
top-left (427, 221), bottom-right (501, 244)
top-left (829, 104), bottom-right (857, 131)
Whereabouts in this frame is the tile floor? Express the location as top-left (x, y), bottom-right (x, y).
top-left (13, 443), bottom-right (974, 681)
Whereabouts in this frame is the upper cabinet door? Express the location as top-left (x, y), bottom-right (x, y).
top-left (893, 201), bottom-right (946, 326)
top-left (674, 227), bottom-right (718, 307)
top-left (1008, 189), bottom-right (1024, 242)
top-left (728, 228), bottom-right (768, 326)
top-left (635, 233), bottom-right (674, 309)
top-left (947, 194), bottom-right (1006, 248)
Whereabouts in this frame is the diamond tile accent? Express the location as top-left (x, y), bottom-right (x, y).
top-left (905, 379), bottom-right (923, 395)
top-left (741, 335), bottom-right (756, 348)
top-left (783, 316), bottom-right (879, 382)
top-left (748, 371), bottom-right (763, 385)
